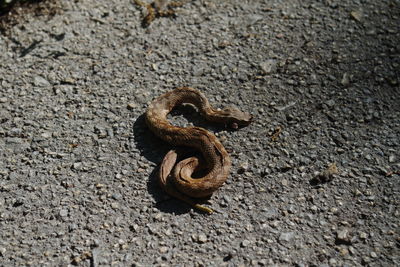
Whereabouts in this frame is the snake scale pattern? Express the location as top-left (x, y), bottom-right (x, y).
top-left (145, 87), bottom-right (252, 213)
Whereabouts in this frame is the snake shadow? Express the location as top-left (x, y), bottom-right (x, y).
top-left (132, 113), bottom-right (198, 215)
top-left (133, 106), bottom-right (229, 215)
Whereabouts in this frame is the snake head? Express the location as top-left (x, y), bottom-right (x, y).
top-left (221, 106), bottom-right (253, 129)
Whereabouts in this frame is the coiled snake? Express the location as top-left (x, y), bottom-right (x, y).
top-left (145, 87), bottom-right (252, 213)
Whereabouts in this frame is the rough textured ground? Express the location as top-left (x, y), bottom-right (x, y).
top-left (0, 0), bottom-right (399, 266)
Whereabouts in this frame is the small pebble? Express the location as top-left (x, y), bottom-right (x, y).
top-left (341, 73), bottom-right (350, 86)
top-left (241, 239), bottom-right (251, 247)
top-left (279, 232), bottom-right (295, 243)
top-left (326, 99), bottom-right (335, 108)
top-left (350, 10), bottom-right (363, 21)
top-left (127, 103), bottom-right (137, 110)
top-left (41, 132), bottom-right (51, 138)
top-left (193, 233), bottom-right (207, 244)
top-left (59, 209), bottom-right (68, 217)
top-left (259, 60), bottom-right (277, 74)
top-left (33, 76), bottom-right (51, 87)
top-left (337, 228), bottom-right (351, 243)
top-left (159, 246), bottom-right (168, 253)
top-left (359, 232), bottom-right (368, 239)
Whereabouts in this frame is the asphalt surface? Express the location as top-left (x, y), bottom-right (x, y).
top-left (0, 0), bottom-right (399, 266)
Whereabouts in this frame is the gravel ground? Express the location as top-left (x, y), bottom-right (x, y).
top-left (0, 0), bottom-right (399, 266)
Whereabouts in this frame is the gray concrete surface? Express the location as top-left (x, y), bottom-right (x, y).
top-left (0, 0), bottom-right (399, 266)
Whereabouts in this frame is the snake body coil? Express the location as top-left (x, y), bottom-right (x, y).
top-left (145, 87), bottom-right (252, 212)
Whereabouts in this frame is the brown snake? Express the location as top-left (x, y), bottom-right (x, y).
top-left (145, 87), bottom-right (252, 213)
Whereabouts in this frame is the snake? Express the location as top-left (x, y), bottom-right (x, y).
top-left (145, 87), bottom-right (252, 213)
